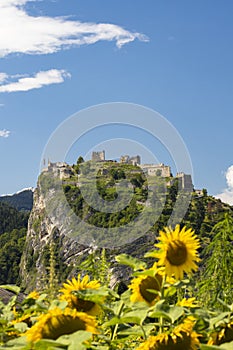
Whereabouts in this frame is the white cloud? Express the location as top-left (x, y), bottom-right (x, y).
top-left (0, 73), bottom-right (8, 83)
top-left (0, 69), bottom-right (71, 92)
top-left (0, 129), bottom-right (10, 138)
top-left (215, 165), bottom-right (233, 205)
top-left (0, 1), bottom-right (148, 58)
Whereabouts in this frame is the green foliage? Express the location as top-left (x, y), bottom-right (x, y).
top-left (197, 213), bottom-right (233, 309)
top-left (0, 228), bottom-right (27, 285)
top-left (0, 203), bottom-right (28, 235)
top-left (78, 247), bottom-right (111, 286)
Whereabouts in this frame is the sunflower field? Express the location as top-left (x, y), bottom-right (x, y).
top-left (0, 223), bottom-right (233, 349)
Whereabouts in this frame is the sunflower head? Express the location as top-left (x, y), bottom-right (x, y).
top-left (25, 307), bottom-right (97, 343)
top-left (208, 321), bottom-right (233, 345)
top-left (137, 318), bottom-right (200, 350)
top-left (60, 275), bottom-right (102, 315)
top-left (154, 225), bottom-right (200, 280)
top-left (129, 267), bottom-right (163, 306)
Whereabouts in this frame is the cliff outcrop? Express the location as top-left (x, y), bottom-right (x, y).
top-left (20, 162), bottom-right (155, 291)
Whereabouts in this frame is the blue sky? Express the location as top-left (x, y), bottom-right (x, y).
top-left (0, 0), bottom-right (233, 203)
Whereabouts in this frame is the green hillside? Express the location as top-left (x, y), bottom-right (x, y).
top-left (0, 202), bottom-right (29, 284)
top-left (0, 189), bottom-right (33, 212)
top-left (62, 161), bottom-right (232, 248)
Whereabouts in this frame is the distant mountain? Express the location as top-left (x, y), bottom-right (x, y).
top-left (0, 188), bottom-right (34, 212)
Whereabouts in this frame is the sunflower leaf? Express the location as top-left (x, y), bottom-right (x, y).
top-left (115, 254), bottom-right (147, 271)
top-left (200, 345), bottom-right (224, 349)
top-left (164, 286), bottom-right (177, 298)
top-left (0, 285), bottom-right (20, 294)
top-left (149, 300), bottom-right (172, 321)
top-left (57, 330), bottom-right (92, 350)
top-left (13, 321), bottom-right (28, 333)
top-left (133, 270), bottom-right (157, 277)
top-left (219, 341), bottom-right (233, 349)
top-left (166, 306), bottom-right (184, 323)
top-left (34, 339), bottom-right (66, 349)
top-left (73, 287), bottom-right (108, 304)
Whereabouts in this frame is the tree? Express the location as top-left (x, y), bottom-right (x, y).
top-left (76, 156), bottom-right (84, 165)
top-left (197, 213), bottom-right (233, 309)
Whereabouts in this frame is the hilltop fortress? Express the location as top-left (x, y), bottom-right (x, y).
top-left (42, 150), bottom-right (194, 192)
top-left (90, 151), bottom-right (193, 192)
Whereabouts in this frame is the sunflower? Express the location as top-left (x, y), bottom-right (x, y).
top-left (208, 321), bottom-right (233, 345)
top-left (177, 297), bottom-right (199, 308)
top-left (129, 267), bottom-right (163, 306)
top-left (26, 291), bottom-right (40, 300)
top-left (137, 318), bottom-right (200, 350)
top-left (154, 225), bottom-right (200, 280)
top-left (60, 275), bottom-right (102, 315)
top-left (25, 307), bottom-right (97, 343)
top-left (11, 313), bottom-right (33, 327)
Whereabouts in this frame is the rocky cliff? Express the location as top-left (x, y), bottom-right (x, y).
top-left (20, 162), bottom-right (155, 291)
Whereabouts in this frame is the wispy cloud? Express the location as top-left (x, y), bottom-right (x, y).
top-left (215, 165), bottom-right (233, 205)
top-left (0, 1), bottom-right (148, 58)
top-left (0, 129), bottom-right (10, 138)
top-left (0, 69), bottom-right (71, 93)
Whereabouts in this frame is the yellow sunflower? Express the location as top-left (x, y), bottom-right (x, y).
top-left (25, 307), bottom-right (97, 343)
top-left (26, 291), bottom-right (40, 300)
top-left (11, 313), bottom-right (32, 326)
top-left (177, 297), bottom-right (199, 308)
top-left (60, 275), bottom-right (102, 315)
top-left (208, 321), bottom-right (233, 345)
top-left (154, 225), bottom-right (200, 280)
top-left (129, 267), bottom-right (163, 306)
top-left (137, 318), bottom-right (200, 350)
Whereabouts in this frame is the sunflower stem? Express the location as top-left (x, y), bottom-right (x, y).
top-left (111, 301), bottom-right (124, 341)
top-left (159, 274), bottom-right (166, 334)
top-left (140, 324), bottom-right (147, 340)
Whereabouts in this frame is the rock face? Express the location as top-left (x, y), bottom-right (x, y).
top-left (20, 186), bottom-right (91, 291)
top-left (20, 164), bottom-right (155, 291)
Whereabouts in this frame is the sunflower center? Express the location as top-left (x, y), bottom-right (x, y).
top-left (42, 315), bottom-right (86, 340)
top-left (139, 275), bottom-right (162, 303)
top-left (166, 240), bottom-right (187, 266)
top-left (216, 325), bottom-right (233, 345)
top-left (154, 333), bottom-right (192, 350)
top-left (72, 297), bottom-right (95, 312)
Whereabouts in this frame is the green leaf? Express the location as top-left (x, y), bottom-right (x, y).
top-left (0, 285), bottom-right (20, 294)
top-left (120, 309), bottom-right (148, 325)
top-left (57, 330), bottom-right (92, 350)
top-left (103, 316), bottom-right (121, 327)
top-left (104, 308), bottom-right (148, 327)
top-left (149, 300), bottom-right (172, 321)
top-left (219, 341), bottom-right (233, 349)
top-left (0, 336), bottom-right (29, 349)
top-left (144, 250), bottom-right (157, 259)
top-left (73, 287), bottom-right (108, 304)
top-left (133, 270), bottom-right (157, 278)
top-left (34, 339), bottom-right (66, 350)
top-left (115, 254), bottom-right (147, 271)
top-left (13, 322), bottom-right (28, 333)
top-left (164, 286), bottom-right (177, 298)
top-left (167, 306), bottom-right (184, 323)
top-left (200, 345), bottom-right (223, 349)
top-left (49, 299), bottom-right (68, 310)
top-left (209, 312), bottom-right (230, 329)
